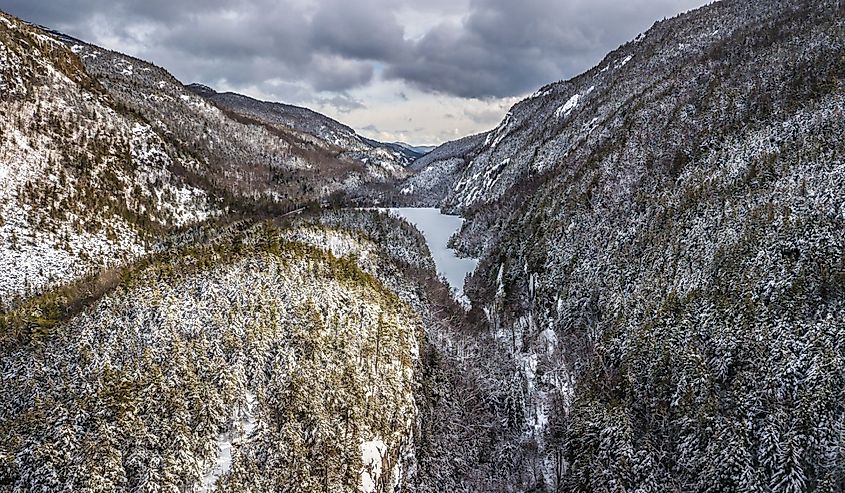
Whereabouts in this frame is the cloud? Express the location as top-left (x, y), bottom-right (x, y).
top-left (463, 107), bottom-right (506, 125)
top-left (0, 0), bottom-right (706, 142)
top-left (315, 94), bottom-right (367, 113)
top-left (385, 0), bottom-right (705, 97)
top-left (310, 0), bottom-right (407, 61)
top-left (3, 0), bottom-right (705, 99)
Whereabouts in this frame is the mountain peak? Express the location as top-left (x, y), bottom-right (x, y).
top-left (185, 82), bottom-right (217, 97)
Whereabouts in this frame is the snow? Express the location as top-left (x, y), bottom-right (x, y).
top-left (359, 439), bottom-right (387, 493)
top-left (618, 54), bottom-right (634, 68)
top-left (539, 327), bottom-right (558, 354)
top-left (0, 17), bottom-right (15, 29)
top-left (33, 33), bottom-right (62, 47)
top-left (486, 112), bottom-right (513, 150)
top-left (529, 87), bottom-right (552, 99)
top-left (555, 94), bottom-right (581, 119)
top-left (384, 208), bottom-right (479, 304)
top-left (200, 393), bottom-right (258, 492)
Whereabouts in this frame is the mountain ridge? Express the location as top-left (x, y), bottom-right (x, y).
top-left (419, 0), bottom-right (845, 490)
top-left (185, 83), bottom-right (423, 168)
top-left (3, 1), bottom-right (845, 492)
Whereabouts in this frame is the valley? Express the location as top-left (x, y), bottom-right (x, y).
top-left (1, 1), bottom-right (845, 492)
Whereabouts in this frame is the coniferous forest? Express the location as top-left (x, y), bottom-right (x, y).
top-left (2, 1), bottom-right (845, 492)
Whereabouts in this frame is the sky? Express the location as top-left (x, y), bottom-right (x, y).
top-left (1, 0), bottom-right (706, 145)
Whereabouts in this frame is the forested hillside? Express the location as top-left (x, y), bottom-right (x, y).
top-left (3, 0), bottom-right (845, 491)
top-left (1, 215), bottom-right (426, 492)
top-left (188, 85), bottom-right (419, 172)
top-left (425, 0), bottom-right (845, 490)
top-left (0, 12), bottom-right (217, 306)
top-left (58, 36), bottom-right (407, 208)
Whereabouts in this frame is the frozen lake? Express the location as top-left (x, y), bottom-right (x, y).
top-left (384, 208), bottom-right (478, 301)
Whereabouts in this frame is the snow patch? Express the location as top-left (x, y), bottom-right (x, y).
top-left (540, 328), bottom-right (558, 354)
top-left (200, 393), bottom-right (258, 492)
top-left (529, 87), bottom-right (552, 99)
top-left (555, 94), bottom-right (581, 119)
top-left (360, 439), bottom-right (387, 493)
top-left (617, 54), bottom-right (634, 68)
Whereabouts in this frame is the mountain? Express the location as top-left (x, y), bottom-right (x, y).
top-left (0, 12), bottom-right (218, 306)
top-left (0, 14), bottom-right (419, 305)
top-left (55, 32), bottom-right (410, 204)
top-left (186, 84), bottom-right (421, 169)
top-left (392, 142), bottom-right (437, 156)
top-left (419, 0), bottom-right (845, 490)
top-left (390, 132), bottom-right (489, 207)
top-left (4, 1), bottom-right (845, 492)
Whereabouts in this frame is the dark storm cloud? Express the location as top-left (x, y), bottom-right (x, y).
top-left (386, 0), bottom-right (705, 97)
top-left (310, 0), bottom-right (407, 61)
top-left (0, 0), bottom-right (705, 100)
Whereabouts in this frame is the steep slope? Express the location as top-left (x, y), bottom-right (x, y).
top-left (55, 35), bottom-right (406, 208)
top-left (188, 84), bottom-right (420, 169)
top-left (0, 12), bottom-right (217, 306)
top-left (0, 219), bottom-right (423, 493)
top-left (392, 132), bottom-right (488, 207)
top-left (437, 0), bottom-right (845, 491)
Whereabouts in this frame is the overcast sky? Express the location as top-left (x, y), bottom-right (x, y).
top-left (1, 0), bottom-right (706, 145)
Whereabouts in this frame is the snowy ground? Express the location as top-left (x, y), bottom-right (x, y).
top-left (200, 393), bottom-right (258, 492)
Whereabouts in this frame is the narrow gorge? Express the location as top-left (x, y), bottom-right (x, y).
top-left (2, 1), bottom-right (845, 492)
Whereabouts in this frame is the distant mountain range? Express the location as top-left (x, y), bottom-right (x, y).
top-left (186, 83), bottom-right (426, 166)
top-left (391, 142), bottom-right (437, 155)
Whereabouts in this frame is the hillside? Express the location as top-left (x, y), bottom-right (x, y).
top-left (0, 219), bottom-right (423, 492)
top-left (430, 0), bottom-right (845, 490)
top-left (188, 84), bottom-right (420, 170)
top-left (0, 12), bottom-right (218, 306)
top-left (0, 13), bottom-right (420, 306)
top-left (55, 35), bottom-right (409, 206)
top-left (391, 132), bottom-right (489, 207)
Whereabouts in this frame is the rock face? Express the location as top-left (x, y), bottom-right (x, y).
top-left (428, 0), bottom-right (845, 491)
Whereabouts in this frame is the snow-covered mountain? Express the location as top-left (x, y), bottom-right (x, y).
top-left (186, 84), bottom-right (420, 170)
top-left (54, 32), bottom-right (409, 205)
top-left (0, 16), bottom-right (476, 493)
top-left (0, 13), bottom-right (416, 305)
top-left (393, 132), bottom-right (489, 207)
top-left (418, 0), bottom-right (845, 490)
top-left (0, 12), bottom-right (218, 305)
